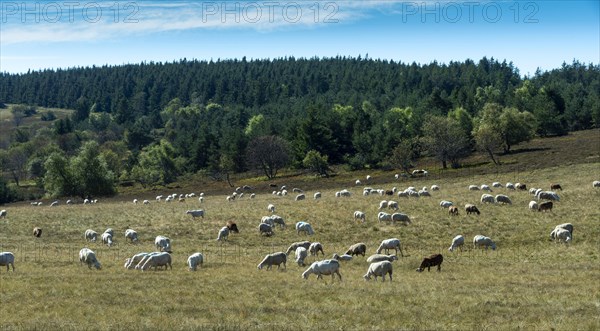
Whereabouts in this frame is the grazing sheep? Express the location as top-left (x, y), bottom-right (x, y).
top-left (529, 200), bottom-right (539, 211)
top-left (481, 194), bottom-right (495, 204)
top-left (141, 252), bottom-right (172, 271)
top-left (103, 228), bottom-right (114, 237)
top-left (440, 200), bottom-right (453, 208)
top-left (431, 185), bottom-right (440, 191)
top-left (481, 184), bottom-right (492, 192)
top-left (261, 216), bottom-right (275, 227)
top-left (124, 252), bottom-right (151, 269)
top-left (366, 254), bottom-right (398, 263)
top-left (418, 190), bottom-right (431, 197)
top-left (492, 182), bottom-right (502, 188)
top-left (302, 259), bottom-right (341, 281)
top-left (448, 206), bottom-right (459, 216)
top-left (516, 183), bottom-right (527, 190)
top-left (33, 227), bottom-right (42, 238)
top-left (314, 192), bottom-right (321, 199)
top-left (364, 261), bottom-right (393, 281)
top-left (391, 213), bottom-right (411, 225)
top-left (267, 204), bottom-right (275, 213)
top-left (537, 191), bottom-right (560, 202)
top-left (125, 229), bottom-right (138, 243)
top-left (416, 254), bottom-right (443, 272)
top-left (550, 184), bottom-right (563, 191)
top-left (354, 211), bottom-right (366, 223)
top-left (286, 241), bottom-right (311, 255)
top-left (226, 221), bottom-right (239, 233)
top-left (538, 201), bottom-right (553, 212)
top-left (345, 243), bottom-right (367, 257)
top-left (66, 200), bottom-right (73, 205)
top-left (309, 242), bottom-right (324, 256)
top-left (376, 238), bottom-right (403, 256)
top-left (270, 215), bottom-right (286, 228)
top-left (199, 196), bottom-right (204, 203)
top-left (295, 222), bottom-right (314, 235)
top-left (473, 235), bottom-right (497, 250)
top-left (593, 181), bottom-right (600, 188)
top-left (186, 209), bottom-right (205, 219)
top-left (377, 212), bottom-right (392, 223)
top-left (133, 199), bottom-right (138, 204)
top-left (79, 248), bottom-right (101, 270)
top-left (465, 204), bottom-right (480, 215)
top-left (397, 191), bottom-right (409, 198)
top-left (101, 232), bottom-right (114, 247)
top-left (355, 179), bottom-right (362, 185)
top-left (155, 235), bottom-right (172, 253)
top-left (412, 169), bottom-right (428, 177)
top-left (295, 247), bottom-right (308, 266)
top-left (378, 200), bottom-right (388, 210)
top-left (143, 200), bottom-right (150, 205)
top-left (216, 226), bottom-right (230, 241)
top-left (448, 235), bottom-right (465, 252)
top-left (257, 252), bottom-right (287, 270)
top-left (554, 223), bottom-right (574, 235)
top-left (332, 253), bottom-right (353, 261)
top-left (187, 253), bottom-right (204, 271)
top-left (495, 194), bottom-right (512, 205)
top-left (468, 185), bottom-right (480, 191)
top-left (156, 195), bottom-right (163, 201)
top-left (259, 223), bottom-right (275, 236)
top-left (506, 182), bottom-right (516, 190)
top-left (84, 229), bottom-right (98, 242)
top-left (338, 189), bottom-right (351, 197)
top-left (0, 210), bottom-right (7, 219)
top-left (551, 228), bottom-right (572, 244)
top-left (0, 252), bottom-right (15, 271)
top-left (387, 201), bottom-right (399, 210)
top-left (50, 201), bottom-right (59, 207)
top-left (295, 194), bottom-right (306, 201)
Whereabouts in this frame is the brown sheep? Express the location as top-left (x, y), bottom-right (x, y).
top-left (538, 201), bottom-right (553, 212)
top-left (550, 184), bottom-right (563, 191)
top-left (226, 221), bottom-right (239, 233)
top-left (465, 204), bottom-right (480, 215)
top-left (448, 206), bottom-right (459, 216)
top-left (33, 227), bottom-right (42, 238)
top-left (345, 243), bottom-right (367, 257)
top-left (416, 254), bottom-right (443, 272)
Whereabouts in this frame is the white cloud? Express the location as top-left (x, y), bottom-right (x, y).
top-left (0, 0), bottom-right (407, 45)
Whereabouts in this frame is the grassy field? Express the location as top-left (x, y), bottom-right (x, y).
top-left (1, 158), bottom-right (599, 330)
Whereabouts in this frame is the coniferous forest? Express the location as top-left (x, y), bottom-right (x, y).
top-left (0, 57), bottom-right (598, 201)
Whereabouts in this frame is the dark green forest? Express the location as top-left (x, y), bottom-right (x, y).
top-left (0, 57), bottom-right (598, 201)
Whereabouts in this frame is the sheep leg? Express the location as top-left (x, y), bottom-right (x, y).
top-left (437, 264), bottom-right (441, 272)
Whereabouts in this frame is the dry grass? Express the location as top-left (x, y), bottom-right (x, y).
top-left (1, 161), bottom-right (599, 330)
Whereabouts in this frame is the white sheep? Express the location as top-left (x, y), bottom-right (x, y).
top-left (431, 185), bottom-right (440, 191)
top-left (481, 184), bottom-right (492, 192)
top-left (267, 204), bottom-right (275, 213)
top-left (286, 241), bottom-right (311, 255)
top-left (79, 248), bottom-right (101, 270)
top-left (257, 252), bottom-right (287, 270)
top-left (377, 212), bottom-right (392, 223)
top-left (216, 226), bottom-right (229, 241)
top-left (473, 235), bottom-right (497, 250)
top-left (302, 259), bottom-right (342, 281)
top-left (258, 223), bottom-right (274, 236)
top-left (295, 222), bottom-right (314, 235)
top-left (448, 235), bottom-right (465, 252)
top-left (155, 235), bottom-right (172, 252)
top-left (133, 199), bottom-right (138, 204)
top-left (66, 200), bottom-right (73, 205)
top-left (387, 201), bottom-right (399, 210)
top-left (309, 242), bottom-right (324, 256)
top-left (481, 194), bottom-right (495, 204)
top-left (551, 228), bottom-right (572, 244)
top-left (143, 200), bottom-right (150, 205)
top-left (134, 252), bottom-right (161, 270)
top-left (314, 192), bottom-right (321, 199)
top-left (187, 253), bottom-right (204, 271)
top-left (50, 201), bottom-right (59, 207)
top-left (295, 194), bottom-right (306, 201)
top-left (355, 179), bottom-right (362, 185)
top-left (0, 210), bottom-right (7, 219)
top-left (156, 195), bottom-right (163, 201)
top-left (364, 261), bottom-right (393, 282)
top-left (528, 201), bottom-right (539, 211)
top-left (124, 252), bottom-right (150, 269)
top-left (101, 232), bottom-right (114, 247)
top-left (536, 191), bottom-right (560, 201)
top-left (492, 182), bottom-right (502, 188)
top-left (366, 254), bottom-right (398, 263)
top-left (593, 181), bottom-right (600, 188)
top-left (495, 194), bottom-right (512, 205)
top-left (391, 213), bottom-right (411, 225)
top-left (186, 209), bottom-right (205, 219)
top-left (378, 200), bottom-right (388, 210)
top-left (84, 229), bottom-right (98, 242)
top-left (271, 215), bottom-right (286, 228)
top-left (141, 252), bottom-right (172, 271)
top-left (553, 223), bottom-right (574, 235)
top-left (0, 252), bottom-right (15, 271)
top-left (125, 229), bottom-right (138, 243)
top-left (418, 190), bottom-right (431, 197)
top-left (103, 228), bottom-right (114, 237)
top-left (440, 200), bottom-right (453, 208)
top-left (332, 253), bottom-right (353, 261)
top-left (249, 193), bottom-right (255, 199)
top-left (469, 185), bottom-right (480, 191)
top-left (376, 238), bottom-right (403, 256)
top-left (506, 182), bottom-right (516, 190)
top-left (295, 247), bottom-right (308, 266)
top-left (354, 211), bottom-right (366, 223)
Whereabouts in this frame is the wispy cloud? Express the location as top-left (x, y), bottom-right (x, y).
top-left (0, 0), bottom-right (405, 45)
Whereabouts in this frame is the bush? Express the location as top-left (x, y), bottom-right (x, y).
top-left (41, 111), bottom-right (57, 121)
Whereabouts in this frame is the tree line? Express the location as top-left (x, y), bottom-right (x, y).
top-left (0, 57), bottom-right (598, 202)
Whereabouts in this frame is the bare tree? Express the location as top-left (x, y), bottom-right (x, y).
top-left (245, 135), bottom-right (290, 179)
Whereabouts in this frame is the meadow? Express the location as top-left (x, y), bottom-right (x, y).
top-left (1, 158), bottom-right (599, 330)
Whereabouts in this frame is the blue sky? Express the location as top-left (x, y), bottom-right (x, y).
top-left (0, 1), bottom-right (598, 76)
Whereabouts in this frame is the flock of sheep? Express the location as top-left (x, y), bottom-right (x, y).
top-left (0, 177), bottom-right (597, 279)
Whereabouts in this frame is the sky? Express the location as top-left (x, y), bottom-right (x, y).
top-left (0, 0), bottom-right (598, 76)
